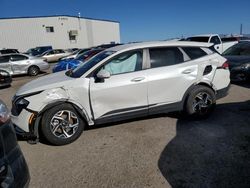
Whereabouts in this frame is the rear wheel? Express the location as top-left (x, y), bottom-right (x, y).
top-left (28, 66), bottom-right (40, 76)
top-left (41, 104), bottom-right (85, 145)
top-left (185, 85), bottom-right (216, 118)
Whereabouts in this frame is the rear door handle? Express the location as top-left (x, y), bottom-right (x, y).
top-left (131, 77), bottom-right (145, 82)
top-left (182, 69), bottom-right (192, 74)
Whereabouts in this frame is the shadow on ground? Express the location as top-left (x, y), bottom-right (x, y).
top-left (158, 100), bottom-right (250, 187)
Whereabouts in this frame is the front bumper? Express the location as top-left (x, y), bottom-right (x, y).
top-left (216, 84), bottom-right (230, 100)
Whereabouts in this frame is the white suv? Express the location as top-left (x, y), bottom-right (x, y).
top-left (11, 41), bottom-right (230, 145)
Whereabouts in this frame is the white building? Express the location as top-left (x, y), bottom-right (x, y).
top-left (0, 15), bottom-right (120, 52)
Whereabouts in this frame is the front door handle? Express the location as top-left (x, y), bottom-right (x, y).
top-left (131, 77), bottom-right (145, 82)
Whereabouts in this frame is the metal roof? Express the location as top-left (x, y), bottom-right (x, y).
top-left (0, 15), bottom-right (119, 23)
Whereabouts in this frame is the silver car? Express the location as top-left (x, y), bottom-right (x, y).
top-left (0, 54), bottom-right (49, 76)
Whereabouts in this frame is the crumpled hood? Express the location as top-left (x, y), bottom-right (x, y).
top-left (16, 71), bottom-right (74, 96)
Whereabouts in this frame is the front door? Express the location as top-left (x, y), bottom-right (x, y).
top-left (89, 50), bottom-right (148, 123)
top-left (0, 56), bottom-right (12, 74)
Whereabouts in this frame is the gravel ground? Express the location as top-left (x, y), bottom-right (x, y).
top-left (0, 67), bottom-right (249, 188)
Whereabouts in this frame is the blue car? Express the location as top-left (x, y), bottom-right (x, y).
top-left (52, 49), bottom-right (104, 73)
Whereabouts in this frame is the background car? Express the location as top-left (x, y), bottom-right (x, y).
top-left (25, 46), bottom-right (52, 57)
top-left (0, 49), bottom-right (19, 55)
top-left (59, 48), bottom-right (91, 61)
top-left (0, 99), bottom-right (30, 187)
top-left (0, 54), bottom-right (49, 76)
top-left (40, 49), bottom-right (70, 62)
top-left (53, 48), bottom-right (104, 73)
top-left (223, 41), bottom-right (250, 81)
top-left (0, 69), bottom-right (12, 88)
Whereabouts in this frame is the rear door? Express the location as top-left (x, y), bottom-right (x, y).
top-left (0, 56), bottom-right (12, 74)
top-left (145, 47), bottom-right (198, 114)
top-left (89, 50), bottom-right (148, 122)
top-left (10, 54), bottom-right (30, 74)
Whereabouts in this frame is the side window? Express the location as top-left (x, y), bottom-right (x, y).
top-left (0, 56), bottom-right (10, 63)
top-left (182, 47), bottom-right (207, 60)
top-left (101, 51), bottom-right (142, 76)
top-left (47, 51), bottom-right (54, 55)
top-left (240, 46), bottom-right (250, 56)
top-left (149, 47), bottom-right (184, 68)
top-left (10, 55), bottom-right (28, 61)
top-left (210, 36), bottom-right (221, 45)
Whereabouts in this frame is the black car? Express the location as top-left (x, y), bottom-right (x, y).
top-left (0, 100), bottom-right (30, 187)
top-left (0, 49), bottom-right (19, 55)
top-left (0, 70), bottom-right (12, 88)
top-left (223, 41), bottom-right (250, 81)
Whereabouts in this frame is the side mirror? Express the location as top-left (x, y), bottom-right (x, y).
top-left (96, 69), bottom-right (111, 79)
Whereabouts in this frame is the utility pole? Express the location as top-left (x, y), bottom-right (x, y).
top-left (240, 24), bottom-right (243, 35)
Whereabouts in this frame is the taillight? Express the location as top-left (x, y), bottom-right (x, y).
top-left (220, 61), bottom-right (229, 69)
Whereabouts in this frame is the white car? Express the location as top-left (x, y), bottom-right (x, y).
top-left (186, 34), bottom-right (238, 54)
top-left (11, 41), bottom-right (230, 145)
top-left (40, 49), bottom-right (70, 62)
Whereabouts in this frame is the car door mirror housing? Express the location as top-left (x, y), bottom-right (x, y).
top-left (97, 69), bottom-right (111, 79)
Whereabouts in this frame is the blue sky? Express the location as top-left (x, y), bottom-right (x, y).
top-left (0, 0), bottom-right (250, 42)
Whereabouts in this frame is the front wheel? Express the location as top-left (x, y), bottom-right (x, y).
top-left (185, 86), bottom-right (216, 118)
top-left (41, 104), bottom-right (85, 145)
top-left (28, 66), bottom-right (40, 76)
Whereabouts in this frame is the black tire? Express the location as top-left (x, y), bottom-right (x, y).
top-left (41, 104), bottom-right (85, 145)
top-left (28, 66), bottom-right (40, 76)
top-left (185, 85), bottom-right (216, 118)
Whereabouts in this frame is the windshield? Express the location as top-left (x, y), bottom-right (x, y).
top-left (66, 50), bottom-right (115, 78)
top-left (223, 42), bottom-right (250, 56)
top-left (186, 37), bottom-right (209, 43)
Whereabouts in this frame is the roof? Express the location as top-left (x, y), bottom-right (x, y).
top-left (189, 34), bottom-right (218, 37)
top-left (0, 15), bottom-right (119, 23)
top-left (108, 40), bottom-right (214, 52)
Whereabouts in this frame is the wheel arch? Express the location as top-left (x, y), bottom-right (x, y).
top-left (32, 100), bottom-right (90, 140)
top-left (181, 82), bottom-right (215, 109)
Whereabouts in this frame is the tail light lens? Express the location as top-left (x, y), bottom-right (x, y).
top-left (221, 61), bottom-right (229, 69)
top-left (0, 101), bottom-right (10, 125)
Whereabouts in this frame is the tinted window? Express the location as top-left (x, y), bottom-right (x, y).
top-left (0, 49), bottom-right (18, 54)
top-left (149, 48), bottom-right (184, 68)
top-left (182, 47), bottom-right (207, 60)
top-left (223, 42), bottom-right (250, 56)
top-left (101, 51), bottom-right (142, 75)
top-left (210, 36), bottom-right (221, 45)
top-left (10, 55), bottom-right (28, 61)
top-left (0, 56), bottom-right (10, 63)
top-left (186, 37), bottom-right (209, 42)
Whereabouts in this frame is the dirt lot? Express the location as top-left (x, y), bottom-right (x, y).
top-left (0, 68), bottom-right (250, 188)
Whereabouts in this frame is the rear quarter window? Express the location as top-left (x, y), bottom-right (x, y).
top-left (182, 47), bottom-right (207, 60)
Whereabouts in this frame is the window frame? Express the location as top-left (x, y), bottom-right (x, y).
top-left (91, 49), bottom-right (146, 77)
top-left (0, 55), bottom-right (10, 63)
top-left (10, 54), bottom-right (28, 62)
top-left (147, 47), bottom-right (185, 69)
top-left (46, 26), bottom-right (54, 33)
